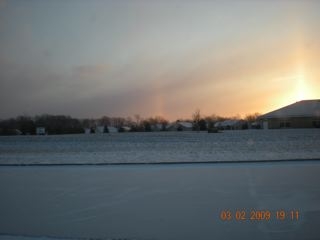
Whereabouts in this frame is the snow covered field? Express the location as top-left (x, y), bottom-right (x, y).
top-left (0, 130), bottom-right (320, 239)
top-left (0, 129), bottom-right (320, 164)
top-left (0, 161), bottom-right (320, 240)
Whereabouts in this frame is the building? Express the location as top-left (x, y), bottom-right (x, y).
top-left (214, 120), bottom-right (246, 130)
top-left (119, 126), bottom-right (131, 132)
top-left (36, 127), bottom-right (46, 135)
top-left (178, 121), bottom-right (193, 131)
top-left (95, 126), bottom-right (106, 134)
top-left (84, 128), bottom-right (94, 134)
top-left (151, 123), bottom-right (163, 131)
top-left (259, 99), bottom-right (320, 129)
top-left (107, 126), bottom-right (118, 133)
top-left (94, 125), bottom-right (119, 133)
top-left (166, 121), bottom-right (193, 131)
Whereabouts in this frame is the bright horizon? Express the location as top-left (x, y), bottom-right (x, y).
top-left (1, 0), bottom-right (320, 121)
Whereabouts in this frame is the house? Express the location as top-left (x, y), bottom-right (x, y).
top-left (15, 129), bottom-right (22, 135)
top-left (259, 99), bottom-right (320, 129)
top-left (95, 126), bottom-right (106, 134)
top-left (119, 126), bottom-right (131, 132)
top-left (248, 121), bottom-right (261, 129)
top-left (178, 121), bottom-right (193, 131)
top-left (84, 128), bottom-right (93, 134)
top-left (166, 121), bottom-right (193, 131)
top-left (94, 125), bottom-right (119, 133)
top-left (151, 123), bottom-right (163, 131)
top-left (36, 127), bottom-right (46, 135)
top-left (107, 126), bottom-right (118, 133)
top-left (214, 120), bottom-right (246, 130)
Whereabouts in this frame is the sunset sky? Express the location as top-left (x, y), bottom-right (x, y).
top-left (0, 0), bottom-right (320, 120)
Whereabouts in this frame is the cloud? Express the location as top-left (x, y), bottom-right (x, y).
top-left (0, 60), bottom-right (152, 118)
top-left (72, 64), bottom-right (109, 76)
top-left (0, 0), bottom-right (6, 9)
top-left (0, 60), bottom-right (66, 116)
top-left (0, 32), bottom-right (319, 120)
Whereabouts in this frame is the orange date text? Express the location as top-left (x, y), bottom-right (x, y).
top-left (219, 210), bottom-right (299, 221)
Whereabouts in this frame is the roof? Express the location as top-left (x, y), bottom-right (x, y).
top-left (260, 100), bottom-right (320, 119)
top-left (222, 120), bottom-right (241, 127)
top-left (166, 121), bottom-right (193, 129)
top-left (178, 121), bottom-right (193, 128)
top-left (165, 123), bottom-right (174, 129)
top-left (122, 126), bottom-right (131, 131)
top-left (214, 120), bottom-right (242, 127)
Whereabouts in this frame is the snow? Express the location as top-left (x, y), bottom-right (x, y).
top-left (0, 129), bottom-right (320, 165)
top-left (0, 161), bottom-right (319, 240)
top-left (0, 130), bottom-right (320, 239)
top-left (178, 121), bottom-right (193, 128)
top-left (0, 236), bottom-right (72, 240)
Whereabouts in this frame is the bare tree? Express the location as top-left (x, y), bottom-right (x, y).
top-left (192, 109), bottom-right (201, 131)
top-left (134, 114), bottom-right (141, 126)
top-left (99, 116), bottom-right (110, 126)
top-left (245, 113), bottom-right (261, 123)
top-left (230, 114), bottom-right (241, 120)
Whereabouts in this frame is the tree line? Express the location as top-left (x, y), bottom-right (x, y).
top-left (0, 111), bottom-right (261, 135)
top-left (0, 115), bottom-right (83, 135)
top-left (0, 114), bottom-right (170, 135)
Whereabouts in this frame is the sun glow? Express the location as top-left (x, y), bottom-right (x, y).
top-left (296, 75), bottom-right (309, 101)
top-left (269, 72), bottom-right (315, 113)
top-left (294, 71), bottom-right (317, 102)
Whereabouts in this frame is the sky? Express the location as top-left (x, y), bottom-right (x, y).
top-left (0, 0), bottom-right (320, 120)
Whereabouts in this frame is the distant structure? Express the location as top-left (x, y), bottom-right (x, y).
top-left (95, 126), bottom-right (106, 134)
top-left (107, 126), bottom-right (118, 133)
top-left (93, 125), bottom-right (118, 134)
top-left (120, 126), bottom-right (131, 132)
top-left (84, 128), bottom-right (93, 134)
top-left (214, 120), bottom-right (246, 130)
top-left (36, 127), bottom-right (46, 135)
top-left (166, 121), bottom-right (193, 131)
top-left (259, 99), bottom-right (320, 129)
top-left (151, 123), bottom-right (163, 131)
